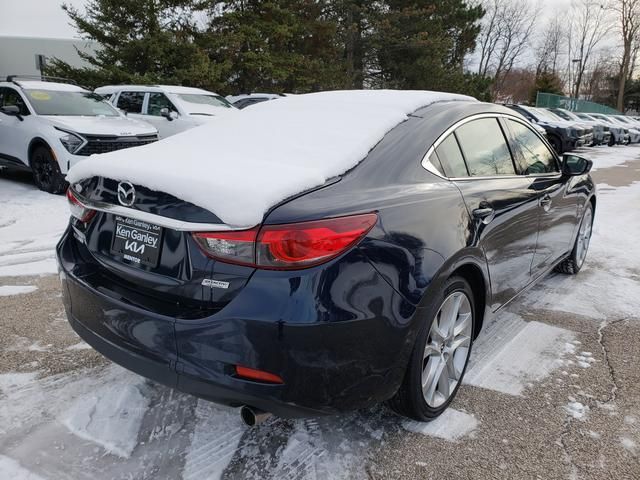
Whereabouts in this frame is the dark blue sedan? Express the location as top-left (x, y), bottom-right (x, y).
top-left (57, 91), bottom-right (596, 425)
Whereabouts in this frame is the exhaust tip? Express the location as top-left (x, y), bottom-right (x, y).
top-left (240, 405), bottom-right (272, 426)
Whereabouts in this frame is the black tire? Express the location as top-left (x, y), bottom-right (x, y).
top-left (555, 202), bottom-right (594, 275)
top-left (31, 145), bottom-right (67, 194)
top-left (608, 135), bottom-right (615, 146)
top-left (389, 276), bottom-right (475, 421)
top-left (548, 135), bottom-right (562, 154)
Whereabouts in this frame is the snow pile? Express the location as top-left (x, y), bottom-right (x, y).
top-left (0, 285), bottom-right (37, 296)
top-left (0, 177), bottom-right (69, 276)
top-left (402, 409), bottom-right (478, 441)
top-left (575, 144), bottom-right (640, 171)
top-left (564, 401), bottom-right (589, 420)
top-left (60, 377), bottom-right (150, 458)
top-left (0, 455), bottom-right (45, 480)
top-left (464, 320), bottom-right (574, 396)
top-left (67, 90), bottom-right (476, 227)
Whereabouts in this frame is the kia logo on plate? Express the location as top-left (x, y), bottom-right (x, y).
top-left (117, 182), bottom-right (136, 207)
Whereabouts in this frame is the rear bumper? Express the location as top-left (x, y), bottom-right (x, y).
top-left (57, 227), bottom-right (417, 417)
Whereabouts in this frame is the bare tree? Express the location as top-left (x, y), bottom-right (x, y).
top-left (475, 0), bottom-right (540, 99)
top-left (582, 49), bottom-right (618, 100)
top-left (567, 0), bottom-right (612, 99)
top-left (535, 16), bottom-right (565, 76)
top-left (611, 0), bottom-right (640, 110)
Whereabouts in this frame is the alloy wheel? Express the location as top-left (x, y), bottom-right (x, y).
top-left (33, 152), bottom-right (54, 190)
top-left (575, 206), bottom-right (593, 267)
top-left (421, 291), bottom-right (473, 408)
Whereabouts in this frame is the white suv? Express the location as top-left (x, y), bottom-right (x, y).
top-left (95, 85), bottom-right (238, 139)
top-left (0, 76), bottom-right (158, 193)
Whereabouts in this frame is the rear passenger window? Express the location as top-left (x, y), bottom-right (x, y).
top-left (117, 91), bottom-right (145, 114)
top-left (435, 134), bottom-right (468, 178)
top-left (455, 118), bottom-right (516, 176)
top-left (506, 120), bottom-right (558, 174)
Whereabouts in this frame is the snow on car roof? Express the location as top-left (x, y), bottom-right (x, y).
top-left (17, 81), bottom-right (87, 92)
top-left (157, 85), bottom-right (219, 95)
top-left (67, 89), bottom-right (476, 227)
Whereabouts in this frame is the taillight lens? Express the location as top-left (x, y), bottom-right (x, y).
top-left (193, 213), bottom-right (377, 270)
top-left (66, 188), bottom-right (96, 223)
top-left (193, 228), bottom-right (259, 267)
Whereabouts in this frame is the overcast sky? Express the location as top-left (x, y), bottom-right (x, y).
top-left (3, 0), bottom-right (571, 40)
top-left (0, 0), bottom-right (86, 38)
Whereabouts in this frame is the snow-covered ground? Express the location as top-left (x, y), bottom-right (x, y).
top-left (0, 173), bottom-right (68, 277)
top-left (1, 145), bottom-right (639, 479)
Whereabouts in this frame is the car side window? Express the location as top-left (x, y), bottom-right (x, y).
top-left (147, 93), bottom-right (178, 116)
top-left (455, 118), bottom-right (516, 176)
top-left (117, 91), bottom-right (145, 114)
top-left (434, 133), bottom-right (468, 178)
top-left (0, 87), bottom-right (30, 115)
top-left (505, 119), bottom-right (559, 175)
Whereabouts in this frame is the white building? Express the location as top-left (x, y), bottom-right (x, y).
top-left (0, 36), bottom-right (97, 79)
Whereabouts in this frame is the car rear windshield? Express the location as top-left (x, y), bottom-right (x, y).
top-left (25, 90), bottom-right (120, 116)
top-left (175, 94), bottom-right (234, 113)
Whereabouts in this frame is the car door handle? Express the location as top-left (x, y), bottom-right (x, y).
top-left (540, 195), bottom-right (552, 211)
top-left (472, 207), bottom-right (495, 224)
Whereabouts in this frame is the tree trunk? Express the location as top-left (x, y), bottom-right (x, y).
top-left (617, 40), bottom-right (632, 111)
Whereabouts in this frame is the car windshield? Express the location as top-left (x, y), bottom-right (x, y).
top-left (529, 107), bottom-right (558, 122)
top-left (25, 89), bottom-right (120, 116)
top-left (614, 116), bottom-right (630, 124)
top-left (175, 93), bottom-right (234, 114)
top-left (539, 109), bottom-right (565, 121)
top-left (552, 110), bottom-right (576, 121)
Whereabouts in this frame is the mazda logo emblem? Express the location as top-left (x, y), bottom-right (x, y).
top-left (117, 181), bottom-right (136, 207)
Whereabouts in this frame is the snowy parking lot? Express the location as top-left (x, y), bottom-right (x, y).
top-left (1, 146), bottom-right (639, 479)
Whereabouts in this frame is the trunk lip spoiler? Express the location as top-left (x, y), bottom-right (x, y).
top-left (70, 189), bottom-right (246, 232)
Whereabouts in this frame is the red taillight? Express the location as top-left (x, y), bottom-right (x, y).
top-left (193, 213), bottom-right (377, 270)
top-left (256, 213), bottom-right (378, 269)
top-left (193, 228), bottom-right (259, 267)
top-left (235, 365), bottom-right (284, 384)
top-left (66, 188), bottom-right (96, 223)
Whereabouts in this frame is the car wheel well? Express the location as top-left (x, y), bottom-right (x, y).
top-left (450, 264), bottom-right (486, 339)
top-left (28, 138), bottom-right (52, 167)
top-left (589, 195), bottom-right (596, 214)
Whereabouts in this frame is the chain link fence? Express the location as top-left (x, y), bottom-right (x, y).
top-left (535, 92), bottom-right (620, 115)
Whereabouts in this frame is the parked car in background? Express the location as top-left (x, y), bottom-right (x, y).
top-left (0, 76), bottom-right (158, 193)
top-left (589, 113), bottom-right (639, 143)
top-left (59, 91), bottom-right (596, 424)
top-left (573, 112), bottom-right (628, 145)
top-left (609, 115), bottom-right (640, 142)
top-left (548, 108), bottom-right (612, 146)
top-left (95, 85), bottom-right (238, 139)
top-left (226, 93), bottom-right (286, 109)
top-left (505, 104), bottom-right (593, 153)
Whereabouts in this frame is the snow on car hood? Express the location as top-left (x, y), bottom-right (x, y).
top-left (42, 115), bottom-right (157, 136)
top-left (67, 90), bottom-right (476, 227)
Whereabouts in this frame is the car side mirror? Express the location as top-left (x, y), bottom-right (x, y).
top-left (160, 108), bottom-right (177, 121)
top-left (0, 105), bottom-right (23, 120)
top-left (562, 154), bottom-right (593, 176)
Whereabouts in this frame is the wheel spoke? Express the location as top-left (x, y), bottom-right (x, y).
top-left (449, 334), bottom-right (470, 352)
top-left (423, 342), bottom-right (440, 360)
top-left (437, 362), bottom-right (451, 399)
top-left (438, 294), bottom-right (460, 337)
top-left (453, 312), bottom-right (472, 337)
top-left (422, 357), bottom-right (445, 404)
top-left (446, 354), bottom-right (458, 381)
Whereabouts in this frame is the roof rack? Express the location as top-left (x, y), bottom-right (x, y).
top-left (6, 75), bottom-right (78, 86)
